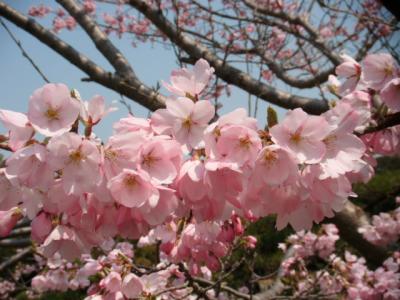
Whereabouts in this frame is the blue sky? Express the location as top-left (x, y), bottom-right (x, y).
top-left (0, 0), bottom-right (314, 140)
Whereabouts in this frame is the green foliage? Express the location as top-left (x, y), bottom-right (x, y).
top-left (267, 106), bottom-right (278, 129)
top-left (353, 156), bottom-right (400, 214)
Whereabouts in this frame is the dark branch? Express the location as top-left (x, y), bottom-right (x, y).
top-left (361, 112), bottom-right (400, 135)
top-left (56, 0), bottom-right (135, 80)
top-left (0, 1), bottom-right (166, 111)
top-left (129, 0), bottom-right (330, 115)
top-left (330, 201), bottom-right (389, 268)
top-left (0, 247), bottom-right (32, 273)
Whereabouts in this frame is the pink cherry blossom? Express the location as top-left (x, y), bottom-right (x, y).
top-left (327, 74), bottom-right (341, 95)
top-left (300, 166), bottom-right (353, 225)
top-left (341, 91), bottom-right (372, 131)
top-left (107, 169), bottom-right (159, 208)
top-left (270, 108), bottom-right (331, 164)
top-left (113, 115), bottom-right (152, 136)
top-left (335, 54), bottom-right (361, 95)
top-left (102, 132), bottom-right (146, 180)
top-left (319, 102), bottom-right (366, 179)
top-left (0, 170), bottom-right (22, 210)
top-left (243, 235), bottom-right (257, 249)
top-left (204, 161), bottom-right (243, 210)
top-left (362, 53), bottom-right (398, 90)
top-left (138, 186), bottom-right (178, 226)
top-left (138, 138), bottom-right (182, 184)
top-left (80, 95), bottom-right (117, 126)
top-left (121, 273), bottom-right (143, 298)
top-left (0, 207), bottom-right (22, 237)
top-left (380, 78), bottom-right (400, 112)
top-left (41, 225), bottom-right (86, 261)
top-left (151, 98), bottom-right (215, 149)
top-left (5, 143), bottom-right (53, 190)
top-left (252, 145), bottom-right (298, 186)
top-left (362, 126), bottom-right (400, 156)
top-left (212, 124), bottom-right (262, 167)
top-left (28, 83), bottom-right (80, 136)
top-left (31, 212), bottom-right (53, 243)
top-left (101, 271), bottom-right (122, 293)
top-left (31, 275), bottom-right (49, 293)
top-left (163, 58), bottom-right (214, 98)
top-left (47, 132), bottom-right (101, 195)
top-left (0, 109), bottom-right (34, 151)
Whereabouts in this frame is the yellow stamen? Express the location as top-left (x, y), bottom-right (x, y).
top-left (239, 136), bottom-right (251, 149)
top-left (182, 117), bottom-right (192, 129)
top-left (384, 65), bottom-right (393, 77)
top-left (290, 132), bottom-right (302, 144)
top-left (105, 149), bottom-right (118, 161)
top-left (124, 174), bottom-right (137, 187)
top-left (263, 149), bottom-right (277, 164)
top-left (323, 134), bottom-right (337, 150)
top-left (142, 154), bottom-right (157, 167)
top-left (45, 108), bottom-right (59, 120)
top-left (69, 150), bottom-right (84, 163)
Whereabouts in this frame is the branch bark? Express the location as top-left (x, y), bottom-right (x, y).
top-left (129, 0), bottom-right (330, 115)
top-left (330, 201), bottom-right (389, 268)
top-left (0, 247), bottom-right (32, 273)
top-left (56, 0), bottom-right (135, 80)
top-left (0, 1), bottom-right (166, 111)
top-left (360, 111), bottom-right (400, 135)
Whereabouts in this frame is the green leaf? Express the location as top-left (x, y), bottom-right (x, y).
top-left (267, 106), bottom-right (278, 128)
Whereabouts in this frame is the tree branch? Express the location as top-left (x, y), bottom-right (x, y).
top-left (56, 0), bottom-right (135, 80)
top-left (360, 112), bottom-right (400, 135)
top-left (128, 0), bottom-right (330, 115)
top-left (381, 0), bottom-right (400, 21)
top-left (0, 17), bottom-right (50, 83)
top-left (330, 201), bottom-right (389, 268)
top-left (0, 237), bottom-right (31, 247)
top-left (0, 247), bottom-right (32, 273)
top-left (0, 1), bottom-right (166, 111)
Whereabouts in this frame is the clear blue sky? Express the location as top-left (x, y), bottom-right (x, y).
top-left (0, 0), bottom-right (311, 140)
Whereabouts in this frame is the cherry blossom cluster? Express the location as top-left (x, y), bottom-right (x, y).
top-left (279, 224), bottom-right (400, 299)
top-left (29, 241), bottom-right (223, 300)
top-left (329, 52), bottom-right (400, 156)
top-left (0, 280), bottom-right (16, 300)
top-left (0, 46), bottom-right (399, 299)
top-left (138, 214), bottom-right (256, 275)
top-left (358, 196), bottom-right (400, 246)
top-left (26, 0), bottom-right (395, 96)
top-left (0, 54), bottom-right (397, 269)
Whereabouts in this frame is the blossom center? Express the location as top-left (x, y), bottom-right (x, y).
top-left (323, 134), bottom-right (337, 150)
top-left (290, 132), bottom-right (302, 144)
top-left (69, 150), bottom-right (85, 163)
top-left (182, 117), bottom-right (193, 129)
top-left (239, 136), bottom-right (251, 149)
top-left (384, 65), bottom-right (393, 77)
top-left (105, 149), bottom-right (118, 161)
top-left (45, 108), bottom-right (59, 120)
top-left (142, 154), bottom-right (158, 167)
top-left (124, 174), bottom-right (137, 188)
top-left (263, 150), bottom-right (277, 164)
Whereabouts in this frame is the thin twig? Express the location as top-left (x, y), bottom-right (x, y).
top-left (0, 247), bottom-right (32, 273)
top-left (0, 237), bottom-right (31, 247)
top-left (0, 18), bottom-right (50, 83)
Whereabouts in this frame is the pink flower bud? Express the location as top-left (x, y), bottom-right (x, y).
top-left (100, 271), bottom-right (121, 293)
top-left (31, 212), bottom-right (52, 243)
top-left (231, 214), bottom-right (244, 235)
top-left (243, 235), bottom-right (257, 249)
top-left (121, 273), bottom-right (143, 299)
top-left (0, 207), bottom-right (22, 237)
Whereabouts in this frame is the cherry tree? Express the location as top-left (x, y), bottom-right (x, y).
top-left (0, 0), bottom-right (400, 299)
